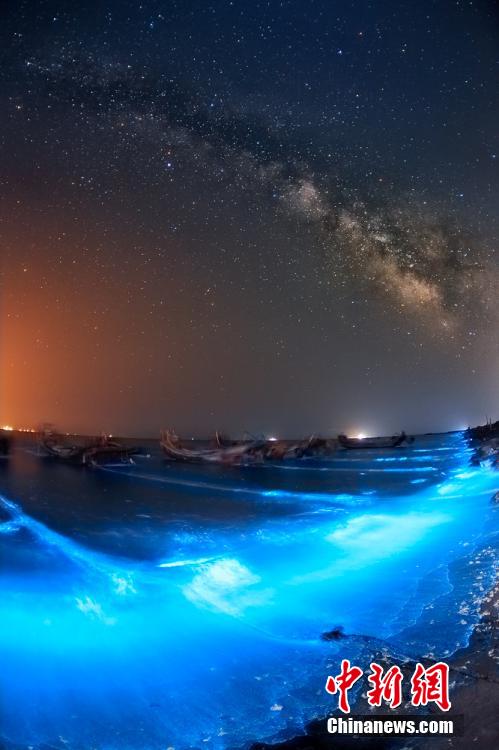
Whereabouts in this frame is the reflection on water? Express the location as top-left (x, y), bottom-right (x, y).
top-left (0, 433), bottom-right (497, 749)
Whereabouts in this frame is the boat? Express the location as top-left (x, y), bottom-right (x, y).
top-left (40, 428), bottom-right (139, 466)
top-left (467, 419), bottom-right (499, 442)
top-left (40, 430), bottom-right (87, 462)
top-left (296, 435), bottom-right (337, 457)
top-left (337, 432), bottom-right (411, 450)
top-left (264, 436), bottom-right (335, 460)
top-left (82, 435), bottom-right (141, 466)
top-left (214, 431), bottom-right (241, 448)
top-left (200, 431), bottom-right (338, 461)
top-left (161, 430), bottom-right (264, 464)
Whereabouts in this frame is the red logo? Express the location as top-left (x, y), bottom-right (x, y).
top-left (325, 660), bottom-right (451, 714)
top-left (410, 662), bottom-right (451, 712)
top-left (325, 659), bottom-right (363, 714)
top-left (367, 662), bottom-right (403, 709)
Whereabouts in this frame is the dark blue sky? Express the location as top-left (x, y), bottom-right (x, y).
top-left (1, 0), bottom-right (498, 436)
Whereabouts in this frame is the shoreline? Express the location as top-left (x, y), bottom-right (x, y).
top-left (251, 573), bottom-right (499, 750)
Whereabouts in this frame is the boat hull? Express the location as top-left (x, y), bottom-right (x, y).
top-left (338, 434), bottom-right (408, 450)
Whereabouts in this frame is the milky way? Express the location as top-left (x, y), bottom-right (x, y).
top-left (20, 52), bottom-right (497, 330)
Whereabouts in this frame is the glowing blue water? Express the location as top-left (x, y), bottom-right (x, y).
top-left (0, 434), bottom-right (497, 749)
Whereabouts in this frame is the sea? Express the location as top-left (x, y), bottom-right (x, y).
top-left (0, 432), bottom-right (498, 749)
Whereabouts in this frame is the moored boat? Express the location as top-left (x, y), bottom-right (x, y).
top-left (214, 431), bottom-right (241, 448)
top-left (467, 419), bottom-right (499, 442)
top-left (165, 430), bottom-right (338, 463)
top-left (82, 435), bottom-right (141, 466)
top-left (297, 435), bottom-right (337, 457)
top-left (40, 429), bottom-right (87, 463)
top-left (337, 431), bottom-right (411, 450)
top-left (40, 428), bottom-right (140, 466)
top-left (161, 430), bottom-right (265, 464)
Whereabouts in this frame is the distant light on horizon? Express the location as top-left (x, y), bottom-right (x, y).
top-left (268, 436), bottom-right (278, 442)
top-left (1, 425), bottom-right (36, 433)
top-left (357, 432), bottom-right (366, 440)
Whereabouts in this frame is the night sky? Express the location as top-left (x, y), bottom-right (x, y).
top-left (1, 0), bottom-right (498, 438)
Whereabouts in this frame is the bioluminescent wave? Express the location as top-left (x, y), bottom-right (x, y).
top-left (98, 465), bottom-right (369, 505)
top-left (0, 434), bottom-right (498, 749)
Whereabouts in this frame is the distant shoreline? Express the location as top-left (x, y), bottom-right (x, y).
top-left (5, 428), bottom-right (465, 444)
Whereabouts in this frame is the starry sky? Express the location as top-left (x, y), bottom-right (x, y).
top-left (1, 0), bottom-right (498, 437)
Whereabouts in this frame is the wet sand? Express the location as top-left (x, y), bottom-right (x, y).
top-left (251, 576), bottom-right (499, 750)
top-left (425, 577), bottom-right (499, 749)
